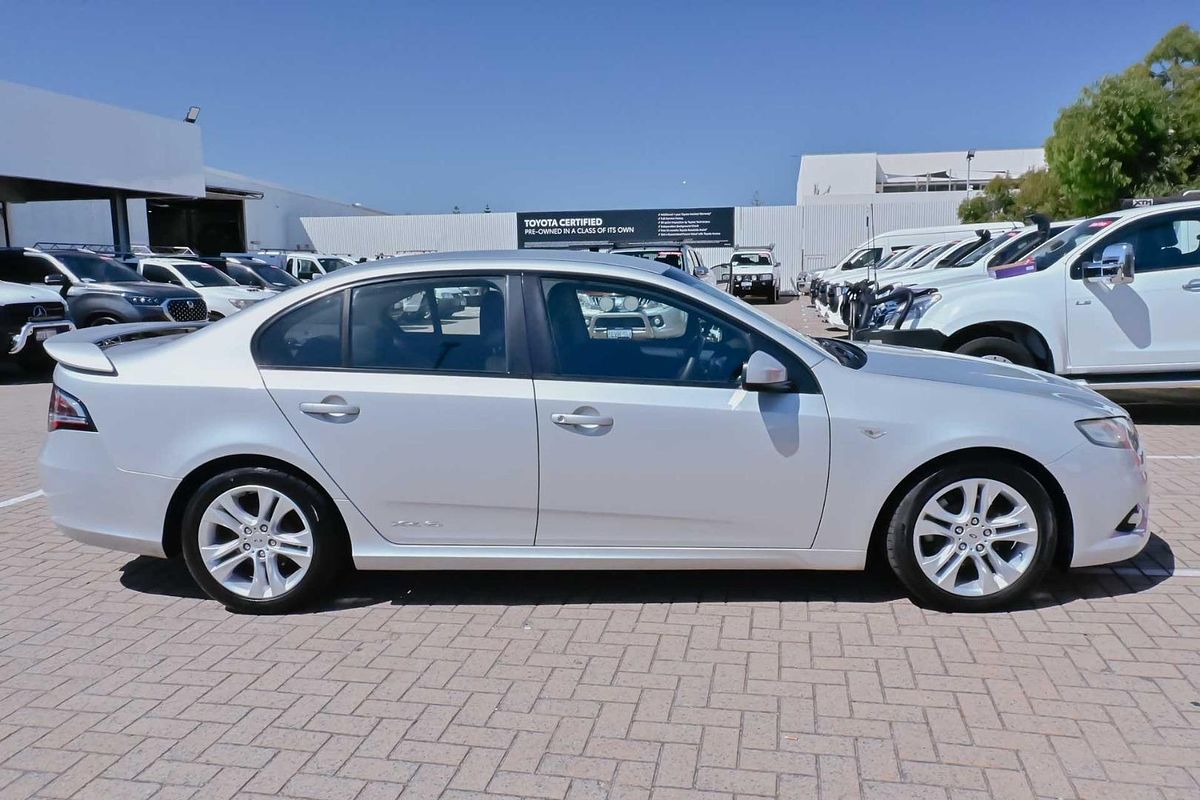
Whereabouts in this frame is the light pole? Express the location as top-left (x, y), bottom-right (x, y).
top-left (966, 149), bottom-right (976, 197)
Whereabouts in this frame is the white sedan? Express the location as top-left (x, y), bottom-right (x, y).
top-left (39, 251), bottom-right (1149, 613)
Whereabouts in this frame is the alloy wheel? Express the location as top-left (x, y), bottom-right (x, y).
top-left (912, 478), bottom-right (1039, 597)
top-left (197, 485), bottom-right (313, 599)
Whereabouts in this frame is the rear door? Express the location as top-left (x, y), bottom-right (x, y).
top-left (1066, 209), bottom-right (1200, 370)
top-left (257, 273), bottom-right (539, 545)
top-left (527, 273), bottom-right (830, 549)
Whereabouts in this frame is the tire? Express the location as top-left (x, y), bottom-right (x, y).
top-left (885, 461), bottom-right (1057, 612)
top-left (85, 314), bottom-right (123, 327)
top-left (954, 336), bottom-right (1036, 368)
top-left (180, 467), bottom-right (347, 613)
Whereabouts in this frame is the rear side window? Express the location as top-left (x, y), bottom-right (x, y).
top-left (0, 253), bottom-right (57, 283)
top-left (256, 292), bottom-right (344, 368)
top-left (348, 277), bottom-right (507, 373)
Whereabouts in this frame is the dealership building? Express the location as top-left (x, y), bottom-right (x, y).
top-left (2, 79), bottom-right (1045, 290)
top-left (302, 148), bottom-right (1047, 289)
top-left (0, 80), bottom-right (381, 255)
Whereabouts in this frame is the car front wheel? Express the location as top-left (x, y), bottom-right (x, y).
top-left (954, 336), bottom-right (1036, 368)
top-left (885, 462), bottom-right (1056, 611)
top-left (181, 467), bottom-right (346, 613)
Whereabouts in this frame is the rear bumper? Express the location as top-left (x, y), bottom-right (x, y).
top-left (860, 327), bottom-right (948, 350)
top-left (7, 321), bottom-right (75, 355)
top-left (39, 430), bottom-right (178, 558)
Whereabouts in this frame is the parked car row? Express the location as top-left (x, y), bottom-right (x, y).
top-left (0, 244), bottom-right (355, 372)
top-left (809, 195), bottom-right (1200, 392)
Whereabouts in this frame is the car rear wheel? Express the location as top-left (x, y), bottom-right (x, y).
top-left (954, 337), bottom-right (1036, 368)
top-left (885, 462), bottom-right (1057, 612)
top-left (181, 467), bottom-right (346, 613)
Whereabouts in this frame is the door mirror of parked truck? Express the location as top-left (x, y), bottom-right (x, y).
top-left (694, 265), bottom-right (710, 278)
top-left (43, 274), bottom-right (66, 286)
top-left (742, 350), bottom-right (792, 392)
top-left (1084, 243), bottom-right (1135, 285)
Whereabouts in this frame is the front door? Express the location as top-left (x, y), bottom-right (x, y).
top-left (256, 275), bottom-right (538, 545)
top-left (529, 274), bottom-right (830, 549)
top-left (1066, 209), bottom-right (1200, 371)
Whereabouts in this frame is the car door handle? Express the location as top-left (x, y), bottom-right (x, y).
top-left (1183, 279), bottom-right (1200, 291)
top-left (299, 400), bottom-right (360, 417)
top-left (551, 413), bottom-right (613, 428)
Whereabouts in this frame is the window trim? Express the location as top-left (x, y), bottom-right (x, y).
top-left (252, 270), bottom-right (531, 378)
top-left (523, 272), bottom-right (819, 394)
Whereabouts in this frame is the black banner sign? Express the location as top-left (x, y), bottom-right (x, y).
top-left (517, 207), bottom-right (734, 248)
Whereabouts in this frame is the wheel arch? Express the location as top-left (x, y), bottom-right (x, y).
top-left (162, 454), bottom-right (348, 558)
top-left (943, 322), bottom-right (1055, 372)
top-left (865, 446), bottom-right (1074, 573)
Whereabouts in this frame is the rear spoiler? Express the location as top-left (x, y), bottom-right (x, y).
top-left (43, 322), bottom-right (207, 375)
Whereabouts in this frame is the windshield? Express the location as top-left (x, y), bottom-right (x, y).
top-left (841, 247), bottom-right (881, 270)
top-left (883, 246), bottom-right (927, 270)
top-left (252, 264), bottom-right (301, 287)
top-left (318, 257), bottom-right (351, 272)
top-left (173, 262), bottom-right (238, 287)
top-left (948, 232), bottom-right (1018, 267)
top-left (1021, 218), bottom-right (1117, 270)
top-left (620, 250), bottom-right (683, 269)
top-left (56, 254), bottom-right (142, 283)
top-left (907, 241), bottom-right (956, 269)
top-left (731, 252), bottom-right (772, 266)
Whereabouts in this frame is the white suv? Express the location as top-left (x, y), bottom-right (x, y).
top-left (864, 199), bottom-right (1200, 389)
top-left (137, 258), bottom-right (272, 318)
top-left (0, 280), bottom-right (74, 370)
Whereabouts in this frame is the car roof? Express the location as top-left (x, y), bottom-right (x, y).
top-left (315, 249), bottom-right (673, 284)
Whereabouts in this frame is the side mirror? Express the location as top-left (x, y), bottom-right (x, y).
top-left (43, 274), bottom-right (66, 286)
top-left (694, 265), bottom-right (710, 278)
top-left (1084, 243), bottom-right (1135, 284)
top-left (742, 350), bottom-right (792, 392)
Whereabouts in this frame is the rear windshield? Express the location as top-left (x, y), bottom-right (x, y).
top-left (57, 254), bottom-right (142, 283)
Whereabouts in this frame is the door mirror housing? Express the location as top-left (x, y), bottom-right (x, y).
top-left (43, 273), bottom-right (66, 286)
top-left (742, 350), bottom-right (792, 392)
top-left (693, 265), bottom-right (710, 278)
top-left (1084, 243), bottom-right (1135, 284)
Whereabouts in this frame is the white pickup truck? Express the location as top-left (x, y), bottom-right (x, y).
top-left (862, 198), bottom-right (1200, 390)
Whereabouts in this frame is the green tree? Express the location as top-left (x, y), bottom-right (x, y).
top-left (957, 169), bottom-right (1069, 222)
top-left (1045, 24), bottom-right (1200, 216)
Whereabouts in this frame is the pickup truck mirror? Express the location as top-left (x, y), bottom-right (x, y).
top-left (694, 265), bottom-right (710, 278)
top-left (1083, 243), bottom-right (1135, 285)
top-left (43, 274), bottom-right (66, 286)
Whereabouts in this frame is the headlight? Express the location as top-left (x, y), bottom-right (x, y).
top-left (894, 292), bottom-right (941, 328)
top-left (1076, 417), bottom-right (1140, 451)
top-left (228, 298), bottom-right (259, 310)
top-left (760, 273), bottom-right (773, 281)
top-left (127, 295), bottom-right (160, 306)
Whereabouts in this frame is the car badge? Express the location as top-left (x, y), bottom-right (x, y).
top-left (861, 428), bottom-right (887, 439)
top-left (31, 305), bottom-right (46, 318)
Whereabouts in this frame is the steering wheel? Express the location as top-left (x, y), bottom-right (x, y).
top-left (676, 320), bottom-right (711, 382)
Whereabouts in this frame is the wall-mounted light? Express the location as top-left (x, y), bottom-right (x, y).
top-left (184, 106), bottom-right (201, 124)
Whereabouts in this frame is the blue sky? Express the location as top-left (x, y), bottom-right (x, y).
top-left (2, 1), bottom-right (1197, 213)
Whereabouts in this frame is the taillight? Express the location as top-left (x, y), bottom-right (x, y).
top-left (48, 386), bottom-right (96, 432)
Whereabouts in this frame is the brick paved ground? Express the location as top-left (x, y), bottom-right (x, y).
top-left (1, 303), bottom-right (1198, 800)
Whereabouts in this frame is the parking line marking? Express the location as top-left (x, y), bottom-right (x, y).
top-left (0, 490), bottom-right (44, 509)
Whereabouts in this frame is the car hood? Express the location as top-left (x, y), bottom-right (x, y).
top-left (0, 280), bottom-right (64, 303)
top-left (856, 343), bottom-right (1125, 417)
top-left (198, 285), bottom-right (271, 301)
top-left (77, 281), bottom-right (201, 299)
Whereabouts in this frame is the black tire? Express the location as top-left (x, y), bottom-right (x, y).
top-left (85, 314), bottom-right (123, 327)
top-left (954, 336), bottom-right (1036, 368)
top-left (180, 467), bottom-right (347, 613)
top-left (885, 461), bottom-right (1057, 612)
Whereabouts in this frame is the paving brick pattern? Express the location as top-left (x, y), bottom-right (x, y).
top-left (1, 304), bottom-right (1199, 799)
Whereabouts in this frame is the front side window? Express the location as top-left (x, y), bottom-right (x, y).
top-left (0, 254), bottom-right (57, 283)
top-left (1079, 212), bottom-right (1200, 274)
top-left (349, 277), bottom-right (507, 373)
top-left (256, 291), bottom-right (343, 368)
top-left (540, 277), bottom-right (756, 387)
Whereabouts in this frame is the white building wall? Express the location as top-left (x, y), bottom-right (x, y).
top-left (302, 212), bottom-right (517, 259)
top-left (205, 168), bottom-right (383, 251)
top-left (6, 198), bottom-right (149, 247)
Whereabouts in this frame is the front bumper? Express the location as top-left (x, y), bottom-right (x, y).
top-left (39, 430), bottom-right (179, 558)
top-left (731, 276), bottom-right (775, 296)
top-left (1049, 441), bottom-right (1150, 568)
top-left (7, 320), bottom-right (75, 355)
top-left (860, 327), bottom-right (948, 350)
